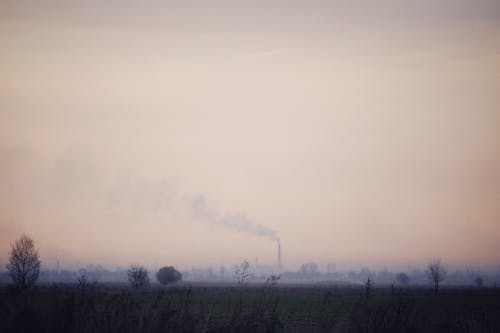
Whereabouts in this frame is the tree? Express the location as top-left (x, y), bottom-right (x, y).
top-left (365, 278), bottom-right (373, 299)
top-left (6, 234), bottom-right (41, 289)
top-left (396, 272), bottom-right (410, 285)
top-left (127, 265), bottom-right (149, 288)
top-left (76, 269), bottom-right (98, 291)
top-left (234, 259), bottom-right (250, 287)
top-left (427, 258), bottom-right (446, 295)
top-left (233, 259), bottom-right (250, 319)
top-left (265, 274), bottom-right (281, 288)
top-left (156, 266), bottom-right (182, 285)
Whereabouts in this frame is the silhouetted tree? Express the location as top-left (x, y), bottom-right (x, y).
top-left (127, 265), bottom-right (149, 288)
top-left (234, 259), bottom-right (250, 287)
top-left (234, 259), bottom-right (251, 319)
top-left (156, 266), bottom-right (182, 285)
top-left (396, 272), bottom-right (410, 285)
top-left (427, 258), bottom-right (446, 295)
top-left (76, 269), bottom-right (98, 291)
top-left (77, 272), bottom-right (89, 289)
top-left (365, 278), bottom-right (373, 299)
top-left (265, 274), bottom-right (281, 288)
top-left (6, 234), bottom-right (41, 289)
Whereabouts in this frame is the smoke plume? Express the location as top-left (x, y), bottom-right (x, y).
top-left (189, 194), bottom-right (279, 242)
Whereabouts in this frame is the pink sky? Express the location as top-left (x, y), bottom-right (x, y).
top-left (1, 0), bottom-right (499, 271)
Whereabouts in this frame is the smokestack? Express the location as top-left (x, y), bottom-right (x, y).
top-left (278, 240), bottom-right (282, 268)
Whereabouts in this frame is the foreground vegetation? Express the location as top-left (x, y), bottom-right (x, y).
top-left (1, 283), bottom-right (499, 332)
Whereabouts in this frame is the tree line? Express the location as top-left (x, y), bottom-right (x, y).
top-left (6, 234), bottom-right (452, 294)
top-left (5, 234), bottom-right (181, 290)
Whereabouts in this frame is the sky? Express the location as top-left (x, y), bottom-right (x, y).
top-left (1, 0), bottom-right (499, 271)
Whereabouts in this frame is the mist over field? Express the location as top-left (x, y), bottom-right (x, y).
top-left (1, 0), bottom-right (500, 274)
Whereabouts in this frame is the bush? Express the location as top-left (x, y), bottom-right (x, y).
top-left (156, 266), bottom-right (182, 285)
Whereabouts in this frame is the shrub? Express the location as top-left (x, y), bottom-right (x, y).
top-left (156, 266), bottom-right (182, 285)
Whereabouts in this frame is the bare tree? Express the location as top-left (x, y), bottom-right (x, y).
top-left (77, 272), bottom-right (89, 289)
top-left (234, 259), bottom-right (250, 288)
top-left (233, 259), bottom-right (250, 319)
top-left (77, 269), bottom-right (98, 292)
top-left (6, 235), bottom-right (41, 290)
top-left (127, 265), bottom-right (150, 288)
top-left (427, 258), bottom-right (446, 295)
top-left (365, 278), bottom-right (373, 299)
top-left (265, 274), bottom-right (281, 288)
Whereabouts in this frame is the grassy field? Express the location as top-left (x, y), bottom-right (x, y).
top-left (1, 283), bottom-right (500, 332)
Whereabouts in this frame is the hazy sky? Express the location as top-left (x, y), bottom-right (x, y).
top-left (1, 0), bottom-right (499, 271)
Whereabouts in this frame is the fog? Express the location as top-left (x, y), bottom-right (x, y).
top-left (1, 0), bottom-right (500, 272)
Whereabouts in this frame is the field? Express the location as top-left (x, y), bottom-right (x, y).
top-left (1, 283), bottom-right (500, 332)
